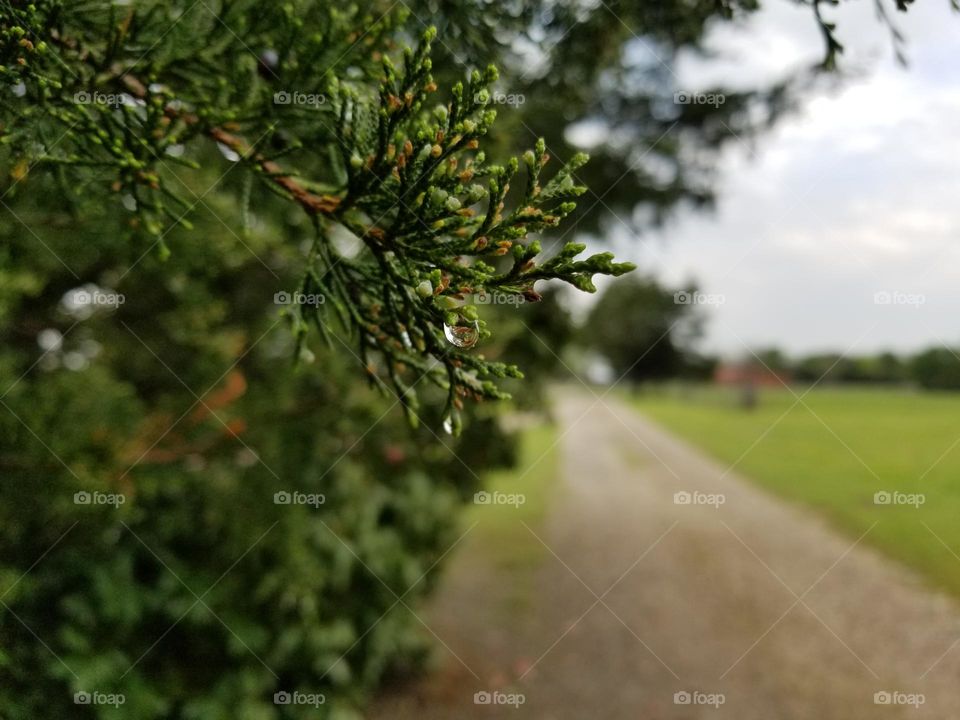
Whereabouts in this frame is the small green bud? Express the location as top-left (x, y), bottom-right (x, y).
top-left (466, 185), bottom-right (485, 203)
top-left (416, 280), bottom-right (433, 297)
top-left (561, 242), bottom-right (586, 258)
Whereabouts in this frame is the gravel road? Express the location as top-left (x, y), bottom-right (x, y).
top-left (370, 388), bottom-right (960, 719)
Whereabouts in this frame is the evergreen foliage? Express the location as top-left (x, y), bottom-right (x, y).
top-left (1, 1), bottom-right (635, 433)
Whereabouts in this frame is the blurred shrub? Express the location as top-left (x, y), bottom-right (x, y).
top-left (0, 169), bottom-right (514, 718)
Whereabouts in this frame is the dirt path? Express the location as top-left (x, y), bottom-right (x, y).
top-left (370, 388), bottom-right (960, 719)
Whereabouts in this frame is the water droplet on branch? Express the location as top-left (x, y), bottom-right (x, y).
top-left (443, 319), bottom-right (479, 348)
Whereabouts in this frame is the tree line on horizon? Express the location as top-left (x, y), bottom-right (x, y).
top-left (581, 277), bottom-right (960, 392)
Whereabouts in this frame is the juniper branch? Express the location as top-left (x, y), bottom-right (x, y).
top-left (1, 2), bottom-right (635, 432)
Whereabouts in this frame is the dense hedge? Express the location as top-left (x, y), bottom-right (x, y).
top-left (0, 162), bottom-right (514, 718)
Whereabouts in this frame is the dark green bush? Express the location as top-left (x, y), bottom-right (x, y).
top-left (0, 166), bottom-right (517, 717)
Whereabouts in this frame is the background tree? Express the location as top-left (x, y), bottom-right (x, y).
top-left (582, 276), bottom-right (704, 384)
top-left (910, 347), bottom-right (960, 390)
top-left (410, 0), bottom-right (952, 240)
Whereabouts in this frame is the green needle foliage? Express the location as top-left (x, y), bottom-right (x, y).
top-left (1, 1), bottom-right (634, 432)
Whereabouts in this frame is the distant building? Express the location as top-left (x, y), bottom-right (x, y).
top-left (713, 362), bottom-right (792, 388)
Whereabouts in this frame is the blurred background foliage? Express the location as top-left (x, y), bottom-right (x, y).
top-left (0, 0), bottom-right (931, 717)
top-left (0, 158), bottom-right (509, 718)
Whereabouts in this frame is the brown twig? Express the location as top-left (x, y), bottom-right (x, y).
top-left (112, 70), bottom-right (342, 216)
top-left (50, 27), bottom-right (345, 216)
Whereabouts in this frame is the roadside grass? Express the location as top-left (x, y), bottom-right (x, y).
top-left (629, 384), bottom-right (960, 598)
top-left (466, 423), bottom-right (560, 604)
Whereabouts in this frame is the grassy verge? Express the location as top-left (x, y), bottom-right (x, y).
top-left (466, 422), bottom-right (560, 572)
top-left (629, 384), bottom-right (960, 597)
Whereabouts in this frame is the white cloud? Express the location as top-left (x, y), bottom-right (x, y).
top-left (628, 1), bottom-right (960, 357)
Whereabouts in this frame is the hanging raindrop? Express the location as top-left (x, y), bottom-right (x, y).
top-left (442, 415), bottom-right (454, 435)
top-left (443, 319), bottom-right (479, 348)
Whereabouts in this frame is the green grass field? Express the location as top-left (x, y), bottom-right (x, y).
top-left (630, 385), bottom-right (960, 597)
top-left (467, 422), bottom-right (559, 569)
top-left (462, 422), bottom-right (560, 611)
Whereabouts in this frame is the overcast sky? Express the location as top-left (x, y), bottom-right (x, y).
top-left (604, 1), bottom-right (960, 359)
